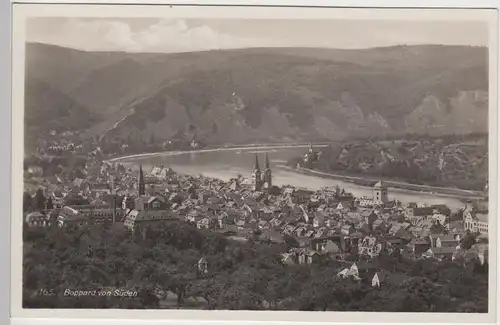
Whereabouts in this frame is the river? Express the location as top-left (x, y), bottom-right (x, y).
top-left (115, 145), bottom-right (472, 212)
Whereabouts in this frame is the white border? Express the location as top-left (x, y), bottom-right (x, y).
top-left (7, 1), bottom-right (500, 324)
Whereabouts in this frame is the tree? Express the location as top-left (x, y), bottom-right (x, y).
top-left (283, 235), bottom-right (299, 250)
top-left (46, 197), bottom-right (54, 210)
top-left (23, 192), bottom-right (33, 213)
top-left (268, 186), bottom-right (281, 196)
top-left (64, 194), bottom-right (89, 206)
top-left (34, 188), bottom-right (46, 211)
top-left (460, 234), bottom-right (477, 250)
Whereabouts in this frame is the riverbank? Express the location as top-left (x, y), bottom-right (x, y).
top-left (276, 165), bottom-right (487, 201)
top-left (106, 143), bottom-right (330, 163)
top-left (106, 144), bottom-right (486, 203)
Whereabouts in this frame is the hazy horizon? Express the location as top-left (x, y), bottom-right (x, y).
top-left (26, 17), bottom-right (489, 54)
top-left (26, 40), bottom-right (489, 55)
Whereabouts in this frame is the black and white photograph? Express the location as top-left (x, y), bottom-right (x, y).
top-left (11, 4), bottom-right (498, 320)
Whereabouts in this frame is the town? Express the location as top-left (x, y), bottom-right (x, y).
top-left (24, 144), bottom-right (489, 271)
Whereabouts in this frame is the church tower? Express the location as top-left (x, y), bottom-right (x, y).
top-left (262, 153), bottom-right (272, 189)
top-left (372, 180), bottom-right (388, 204)
top-left (251, 154), bottom-right (262, 191)
top-left (138, 164), bottom-right (145, 196)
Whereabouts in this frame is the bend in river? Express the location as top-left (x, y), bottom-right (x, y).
top-left (116, 146), bottom-right (482, 212)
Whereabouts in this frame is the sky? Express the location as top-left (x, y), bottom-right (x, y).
top-left (26, 17), bottom-right (489, 53)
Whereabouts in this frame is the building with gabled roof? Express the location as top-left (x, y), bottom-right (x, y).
top-left (463, 207), bottom-right (488, 235)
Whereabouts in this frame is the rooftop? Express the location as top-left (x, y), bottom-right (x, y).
top-left (373, 181), bottom-right (386, 188)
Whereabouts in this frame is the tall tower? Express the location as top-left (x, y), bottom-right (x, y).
top-left (262, 153), bottom-right (272, 189)
top-left (251, 154), bottom-right (262, 191)
top-left (138, 165), bottom-right (145, 196)
top-left (372, 180), bottom-right (388, 204)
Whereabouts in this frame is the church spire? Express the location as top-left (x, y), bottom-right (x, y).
top-left (139, 164), bottom-right (145, 196)
top-left (254, 154), bottom-right (260, 170)
top-left (265, 153), bottom-right (270, 169)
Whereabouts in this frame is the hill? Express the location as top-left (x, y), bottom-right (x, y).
top-left (25, 43), bottom-right (489, 145)
top-left (290, 134), bottom-right (488, 191)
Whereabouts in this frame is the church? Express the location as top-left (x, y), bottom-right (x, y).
top-left (122, 165), bottom-right (176, 233)
top-left (251, 153), bottom-right (272, 191)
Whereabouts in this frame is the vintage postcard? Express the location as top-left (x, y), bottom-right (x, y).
top-left (10, 3), bottom-right (498, 323)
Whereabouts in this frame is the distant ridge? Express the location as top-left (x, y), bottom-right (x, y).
top-left (25, 42), bottom-right (488, 146)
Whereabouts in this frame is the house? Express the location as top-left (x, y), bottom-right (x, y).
top-left (304, 229), bottom-right (316, 238)
top-left (76, 207), bottom-right (124, 225)
top-left (356, 221), bottom-right (371, 234)
top-left (429, 213), bottom-right (447, 225)
top-left (123, 210), bottom-right (178, 232)
top-left (134, 195), bottom-right (167, 211)
top-left (358, 235), bottom-right (384, 258)
top-left (408, 226), bottom-right (423, 237)
top-left (372, 271), bottom-right (411, 288)
top-left (58, 206), bottom-right (87, 227)
top-left (185, 210), bottom-right (203, 223)
top-left (446, 220), bottom-right (465, 234)
top-left (347, 232), bottom-right (363, 249)
top-left (150, 165), bottom-right (172, 180)
top-left (289, 248), bottom-right (321, 264)
top-left (326, 218), bottom-right (339, 228)
top-left (388, 223), bottom-right (412, 241)
top-left (323, 240), bottom-right (343, 259)
top-left (313, 211), bottom-right (326, 228)
top-left (357, 197), bottom-right (374, 208)
top-left (197, 216), bottom-right (217, 229)
top-left (52, 190), bottom-right (65, 208)
top-left (385, 237), bottom-right (404, 250)
top-left (337, 201), bottom-right (353, 212)
top-left (356, 259), bottom-right (379, 276)
top-left (463, 209), bottom-right (488, 235)
top-left (362, 210), bottom-right (378, 225)
top-left (337, 263), bottom-right (361, 281)
top-left (296, 237), bottom-right (312, 248)
top-left (295, 226), bottom-right (307, 237)
top-left (431, 204), bottom-right (451, 217)
top-left (208, 196), bottom-right (223, 205)
top-left (91, 183), bottom-right (111, 196)
top-left (435, 235), bottom-right (459, 248)
top-left (72, 178), bottom-right (88, 190)
top-left (429, 233), bottom-right (445, 247)
top-left (406, 206), bottom-right (434, 224)
top-left (257, 219), bottom-right (270, 230)
top-left (25, 212), bottom-right (50, 227)
top-left (424, 247), bottom-right (457, 260)
top-left (27, 165), bottom-right (44, 176)
top-left (408, 238), bottom-right (431, 255)
top-left (281, 253), bottom-right (295, 265)
top-left (372, 219), bottom-right (388, 233)
top-left (340, 224), bottom-right (355, 236)
top-left (217, 212), bottom-right (235, 228)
